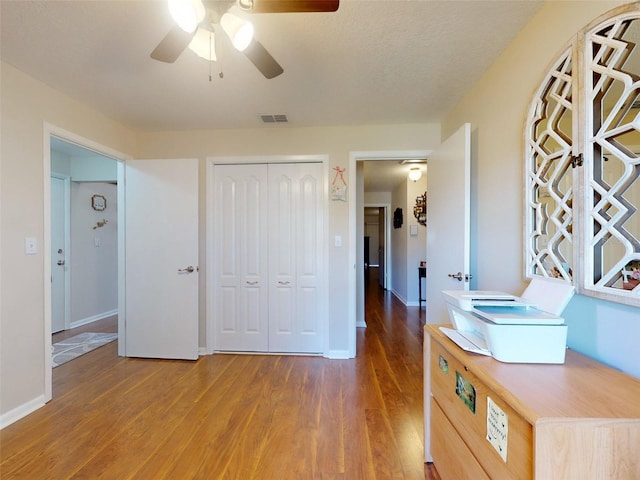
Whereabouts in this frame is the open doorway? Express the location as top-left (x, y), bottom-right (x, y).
top-left (50, 138), bottom-right (118, 368)
top-left (348, 150), bottom-right (430, 356)
top-left (44, 126), bottom-right (127, 401)
top-left (364, 205), bottom-right (389, 290)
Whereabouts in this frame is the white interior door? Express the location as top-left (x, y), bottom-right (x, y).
top-left (213, 164), bottom-right (269, 352)
top-left (125, 158), bottom-right (199, 360)
top-left (426, 123), bottom-right (472, 324)
top-left (269, 163), bottom-right (324, 353)
top-left (51, 175), bottom-right (69, 333)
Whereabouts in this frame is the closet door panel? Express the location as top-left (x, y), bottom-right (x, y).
top-left (214, 164), bottom-right (269, 352)
top-left (269, 163), bottom-right (323, 353)
top-left (269, 168), bottom-right (296, 349)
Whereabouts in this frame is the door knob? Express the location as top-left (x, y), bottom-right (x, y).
top-left (57, 260), bottom-right (65, 266)
top-left (448, 272), bottom-right (472, 282)
top-left (178, 266), bottom-right (195, 273)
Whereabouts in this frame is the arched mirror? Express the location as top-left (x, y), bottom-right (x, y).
top-left (525, 5), bottom-right (640, 306)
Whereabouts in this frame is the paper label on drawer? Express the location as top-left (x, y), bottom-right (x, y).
top-left (486, 396), bottom-right (508, 462)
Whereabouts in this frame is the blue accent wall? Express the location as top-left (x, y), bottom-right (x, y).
top-left (564, 295), bottom-right (640, 379)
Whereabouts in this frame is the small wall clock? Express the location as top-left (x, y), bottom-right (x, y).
top-left (91, 194), bottom-right (107, 211)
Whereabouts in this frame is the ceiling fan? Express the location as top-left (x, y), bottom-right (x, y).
top-left (150, 0), bottom-right (339, 79)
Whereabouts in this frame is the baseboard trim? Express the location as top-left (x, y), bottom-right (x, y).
top-left (0, 395), bottom-right (46, 430)
top-left (391, 289), bottom-right (408, 305)
top-left (70, 309), bottom-right (118, 329)
top-left (326, 350), bottom-right (353, 359)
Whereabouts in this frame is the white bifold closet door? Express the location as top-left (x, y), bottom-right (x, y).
top-left (213, 163), bottom-right (324, 354)
top-left (214, 164), bottom-right (269, 352)
top-left (268, 163), bottom-right (323, 353)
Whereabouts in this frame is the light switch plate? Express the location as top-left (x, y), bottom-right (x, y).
top-left (25, 237), bottom-right (38, 254)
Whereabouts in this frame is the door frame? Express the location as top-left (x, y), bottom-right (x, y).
top-left (348, 150), bottom-right (430, 357)
top-left (50, 173), bottom-right (71, 333)
top-left (43, 123), bottom-right (129, 401)
top-left (205, 155), bottom-right (330, 356)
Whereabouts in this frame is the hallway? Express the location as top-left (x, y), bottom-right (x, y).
top-left (2, 268), bottom-right (438, 479)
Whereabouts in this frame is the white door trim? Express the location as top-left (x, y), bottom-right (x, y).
top-left (206, 154), bottom-right (329, 356)
top-left (348, 150), bottom-right (430, 358)
top-left (43, 123), bottom-right (130, 402)
top-left (50, 173), bottom-right (71, 332)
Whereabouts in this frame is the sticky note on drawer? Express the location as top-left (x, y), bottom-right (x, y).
top-left (487, 396), bottom-right (509, 462)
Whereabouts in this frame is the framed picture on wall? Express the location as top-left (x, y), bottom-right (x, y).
top-left (91, 194), bottom-right (107, 211)
top-left (393, 208), bottom-right (403, 229)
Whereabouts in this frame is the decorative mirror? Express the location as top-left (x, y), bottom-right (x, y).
top-left (525, 6), bottom-right (640, 307)
top-left (414, 192), bottom-right (426, 226)
top-left (525, 48), bottom-right (574, 282)
top-left (583, 14), bottom-right (640, 297)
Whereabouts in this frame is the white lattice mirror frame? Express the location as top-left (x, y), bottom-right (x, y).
top-left (525, 3), bottom-right (640, 307)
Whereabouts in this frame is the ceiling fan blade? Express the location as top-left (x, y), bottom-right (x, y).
top-left (150, 26), bottom-right (196, 63)
top-left (244, 40), bottom-right (284, 79)
top-left (246, 0), bottom-right (339, 13)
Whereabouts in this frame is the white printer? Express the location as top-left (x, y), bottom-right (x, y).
top-left (440, 277), bottom-right (575, 364)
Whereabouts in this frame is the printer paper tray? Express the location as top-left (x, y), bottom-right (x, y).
top-left (440, 327), bottom-right (491, 356)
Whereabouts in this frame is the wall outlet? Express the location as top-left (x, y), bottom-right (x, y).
top-left (94, 237), bottom-right (101, 247)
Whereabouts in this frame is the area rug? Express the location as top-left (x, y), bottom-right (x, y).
top-left (52, 332), bottom-right (118, 368)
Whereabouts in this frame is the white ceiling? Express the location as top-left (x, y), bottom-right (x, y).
top-left (1, 0), bottom-right (544, 189)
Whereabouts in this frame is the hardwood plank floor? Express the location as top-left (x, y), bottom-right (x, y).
top-left (1, 268), bottom-right (440, 479)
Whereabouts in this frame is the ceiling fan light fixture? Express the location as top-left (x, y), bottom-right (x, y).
top-left (168, 0), bottom-right (205, 33)
top-left (221, 12), bottom-right (254, 52)
top-left (408, 167), bottom-right (422, 182)
top-left (189, 28), bottom-right (216, 61)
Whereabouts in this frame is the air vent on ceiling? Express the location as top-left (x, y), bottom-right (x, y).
top-left (259, 114), bottom-right (288, 123)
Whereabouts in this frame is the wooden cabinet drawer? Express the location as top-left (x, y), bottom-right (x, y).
top-left (430, 337), bottom-right (533, 479)
top-left (431, 398), bottom-right (490, 480)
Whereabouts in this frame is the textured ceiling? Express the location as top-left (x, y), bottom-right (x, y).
top-left (1, 0), bottom-right (544, 134)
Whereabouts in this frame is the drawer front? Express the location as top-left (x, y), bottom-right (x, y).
top-left (431, 398), bottom-right (490, 480)
top-left (430, 337), bottom-right (533, 479)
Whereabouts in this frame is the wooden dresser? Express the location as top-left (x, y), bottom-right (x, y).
top-left (424, 324), bottom-right (640, 479)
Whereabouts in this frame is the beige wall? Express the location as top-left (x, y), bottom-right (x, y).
top-left (1, 62), bottom-right (137, 418)
top-left (391, 179), bottom-right (408, 301)
top-left (70, 182), bottom-right (118, 325)
top-left (406, 176), bottom-right (427, 305)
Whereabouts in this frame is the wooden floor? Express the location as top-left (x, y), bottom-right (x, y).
top-left (1, 268), bottom-right (440, 479)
